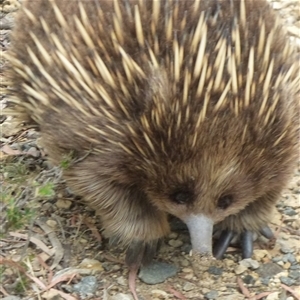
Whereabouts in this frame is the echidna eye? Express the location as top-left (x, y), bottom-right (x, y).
top-left (170, 191), bottom-right (194, 205)
top-left (217, 195), bottom-right (234, 209)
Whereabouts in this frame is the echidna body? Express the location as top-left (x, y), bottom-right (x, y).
top-left (7, 0), bottom-right (299, 264)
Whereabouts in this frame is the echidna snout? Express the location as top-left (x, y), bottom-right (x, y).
top-left (184, 215), bottom-right (214, 255)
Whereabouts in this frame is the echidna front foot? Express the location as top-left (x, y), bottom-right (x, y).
top-left (125, 239), bottom-right (160, 267)
top-left (213, 225), bottom-right (275, 259)
top-left (125, 240), bottom-right (160, 300)
top-left (213, 229), bottom-right (234, 259)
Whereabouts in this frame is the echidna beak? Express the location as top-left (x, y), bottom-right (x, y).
top-left (184, 214), bottom-right (214, 256)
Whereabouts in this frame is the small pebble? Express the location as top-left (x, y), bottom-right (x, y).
top-left (283, 207), bottom-right (297, 216)
top-left (168, 239), bottom-right (183, 248)
top-left (204, 290), bottom-right (218, 299)
top-left (260, 277), bottom-right (271, 285)
top-left (182, 267), bottom-right (193, 273)
top-left (223, 259), bottom-right (235, 267)
top-left (208, 266), bottom-right (223, 275)
top-left (280, 247), bottom-right (293, 254)
top-left (290, 264), bottom-right (300, 270)
top-left (26, 146), bottom-right (40, 157)
top-left (282, 253), bottom-right (297, 264)
top-left (292, 219), bottom-right (300, 229)
top-left (253, 250), bottom-right (270, 261)
top-left (272, 256), bottom-right (282, 263)
top-left (181, 259), bottom-right (190, 267)
top-left (111, 264), bottom-right (121, 271)
top-left (256, 263), bottom-right (283, 277)
top-left (139, 262), bottom-right (178, 284)
top-left (239, 258), bottom-right (260, 269)
top-left (280, 276), bottom-right (296, 286)
top-left (55, 199), bottom-right (72, 209)
top-left (183, 273), bottom-right (194, 280)
top-left (73, 276), bottom-right (98, 296)
top-left (289, 269), bottom-right (300, 280)
top-left (183, 282), bottom-right (196, 291)
top-left (283, 262), bottom-right (291, 269)
top-left (46, 219), bottom-right (57, 228)
top-left (117, 276), bottom-right (127, 286)
top-left (235, 264), bottom-right (247, 275)
top-left (242, 274), bottom-right (255, 285)
top-left (77, 259), bottom-right (102, 274)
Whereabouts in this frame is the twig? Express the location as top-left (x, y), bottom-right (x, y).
top-left (237, 277), bottom-right (252, 298)
top-left (167, 286), bottom-right (187, 300)
top-left (281, 284), bottom-right (300, 300)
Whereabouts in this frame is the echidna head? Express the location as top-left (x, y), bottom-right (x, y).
top-left (133, 146), bottom-right (260, 255)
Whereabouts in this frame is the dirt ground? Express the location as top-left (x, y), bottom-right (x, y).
top-left (0, 1), bottom-right (299, 300)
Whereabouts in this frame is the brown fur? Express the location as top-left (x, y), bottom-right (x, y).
top-left (6, 0), bottom-right (299, 253)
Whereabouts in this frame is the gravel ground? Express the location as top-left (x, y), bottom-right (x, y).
top-left (0, 1), bottom-right (299, 300)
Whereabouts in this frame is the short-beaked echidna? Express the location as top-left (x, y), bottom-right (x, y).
top-left (6, 0), bottom-right (299, 274)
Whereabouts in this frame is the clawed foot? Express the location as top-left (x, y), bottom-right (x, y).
top-left (213, 225), bottom-right (276, 259)
top-left (125, 240), bottom-right (160, 300)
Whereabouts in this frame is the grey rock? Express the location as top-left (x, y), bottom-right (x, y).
top-left (235, 264), bottom-right (248, 275)
top-left (290, 264), bottom-right (300, 270)
top-left (289, 270), bottom-right (300, 280)
top-left (204, 290), bottom-right (219, 299)
top-left (256, 263), bottom-right (283, 278)
top-left (139, 262), bottom-right (178, 285)
top-left (283, 207), bottom-right (297, 216)
top-left (1, 297), bottom-right (21, 300)
top-left (280, 276), bottom-right (296, 286)
top-left (73, 276), bottom-right (98, 297)
top-left (272, 256), bottom-right (283, 263)
top-left (208, 266), bottom-right (223, 275)
top-left (239, 258), bottom-right (260, 269)
top-left (260, 277), bottom-right (271, 286)
top-left (101, 262), bottom-right (111, 271)
top-left (183, 282), bottom-right (196, 291)
top-left (282, 253), bottom-right (297, 264)
top-left (242, 274), bottom-right (255, 285)
top-left (280, 247), bottom-right (293, 254)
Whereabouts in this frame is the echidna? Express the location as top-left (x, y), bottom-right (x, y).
top-left (6, 0), bottom-right (299, 288)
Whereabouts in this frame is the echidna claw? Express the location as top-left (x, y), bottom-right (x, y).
top-left (241, 230), bottom-right (253, 259)
top-left (259, 225), bottom-right (275, 240)
top-left (213, 229), bottom-right (235, 259)
top-left (213, 225), bottom-right (275, 259)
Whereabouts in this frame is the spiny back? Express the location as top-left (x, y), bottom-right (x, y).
top-left (7, 0), bottom-right (299, 180)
